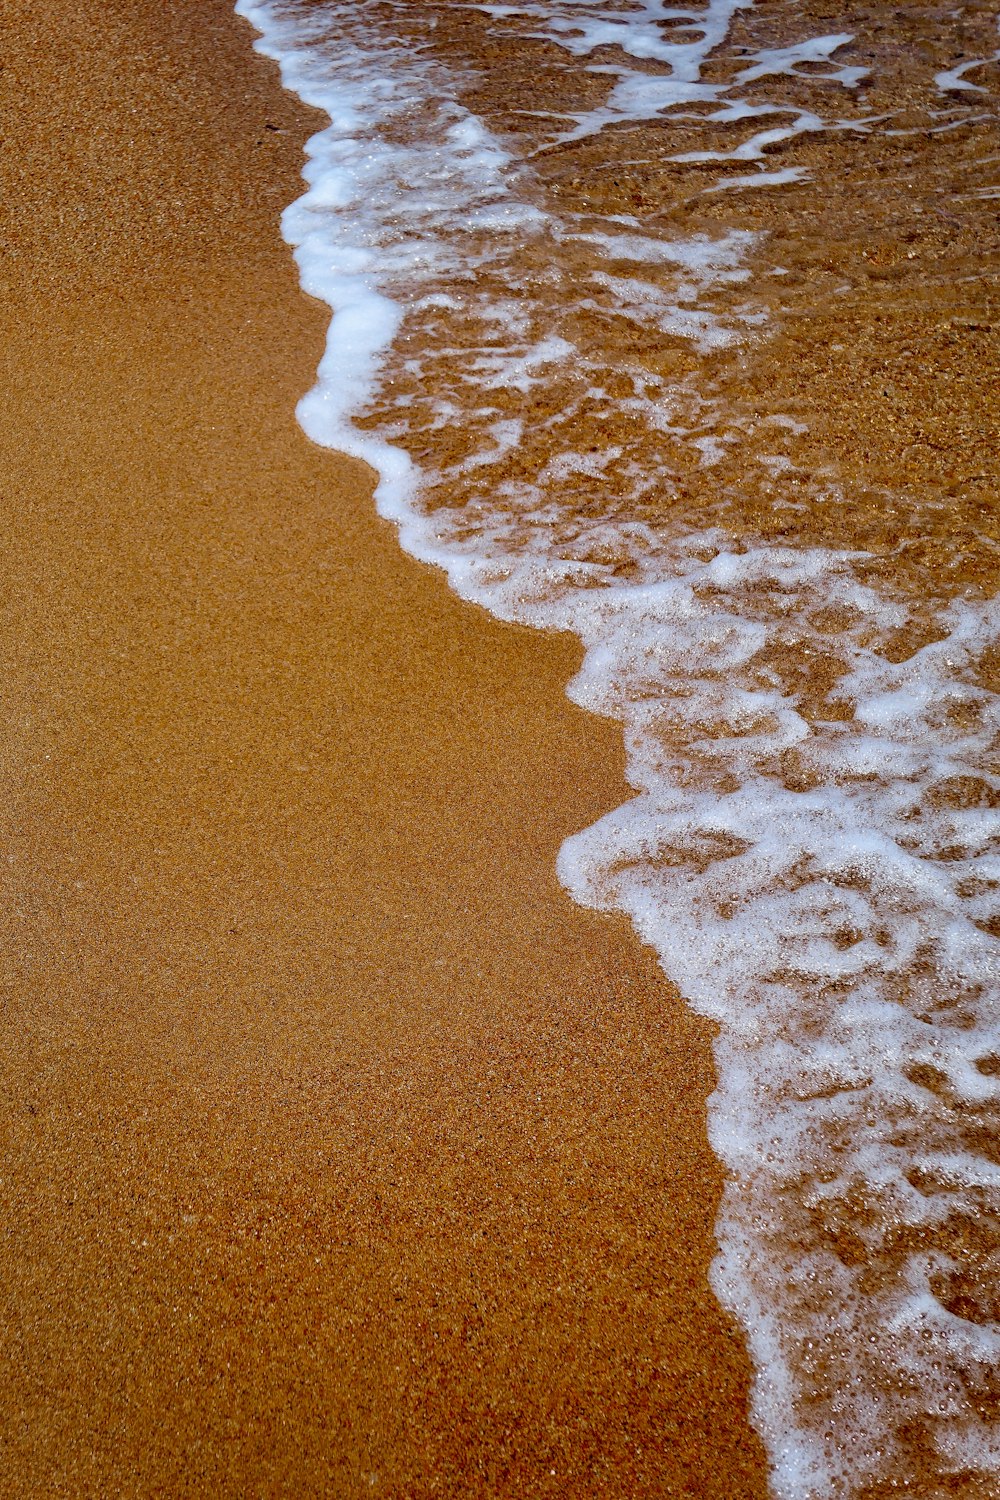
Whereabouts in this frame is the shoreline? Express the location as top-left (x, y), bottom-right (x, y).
top-left (0, 2), bottom-right (768, 1496)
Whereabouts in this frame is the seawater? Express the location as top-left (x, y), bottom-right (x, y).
top-left (234, 1), bottom-right (1000, 1493)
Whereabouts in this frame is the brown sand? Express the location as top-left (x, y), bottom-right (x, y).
top-left (0, 2), bottom-right (768, 1495)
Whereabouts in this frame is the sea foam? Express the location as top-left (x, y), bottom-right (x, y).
top-left (235, 1), bottom-right (1000, 1493)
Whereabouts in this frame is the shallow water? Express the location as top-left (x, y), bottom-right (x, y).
top-left (236, 1), bottom-right (1000, 1492)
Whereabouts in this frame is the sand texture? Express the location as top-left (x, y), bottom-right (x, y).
top-left (0, 2), bottom-right (767, 1495)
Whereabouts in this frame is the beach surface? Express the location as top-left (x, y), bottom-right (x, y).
top-left (0, 2), bottom-right (768, 1495)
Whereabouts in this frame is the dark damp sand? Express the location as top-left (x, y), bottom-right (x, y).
top-left (0, 2), bottom-right (768, 1496)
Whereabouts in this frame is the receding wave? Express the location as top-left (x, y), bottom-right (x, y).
top-left (236, 1), bottom-right (1000, 1492)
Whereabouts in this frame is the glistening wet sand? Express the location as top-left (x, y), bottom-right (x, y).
top-left (0, 2), bottom-right (767, 1495)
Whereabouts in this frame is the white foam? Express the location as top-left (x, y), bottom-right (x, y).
top-left (734, 33), bottom-right (866, 89)
top-left (710, 164), bottom-right (810, 192)
top-left (467, 0), bottom-right (868, 169)
top-left (936, 20), bottom-right (1000, 96)
top-left (236, 1), bottom-right (1000, 1493)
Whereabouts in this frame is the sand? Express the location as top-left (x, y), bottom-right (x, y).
top-left (0, 2), bottom-right (767, 1495)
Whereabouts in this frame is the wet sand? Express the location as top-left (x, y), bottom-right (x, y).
top-left (0, 2), bottom-right (768, 1495)
top-left (424, 0), bottom-right (1000, 605)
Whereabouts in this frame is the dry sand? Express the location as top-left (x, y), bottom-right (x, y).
top-left (0, 2), bottom-right (767, 1495)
